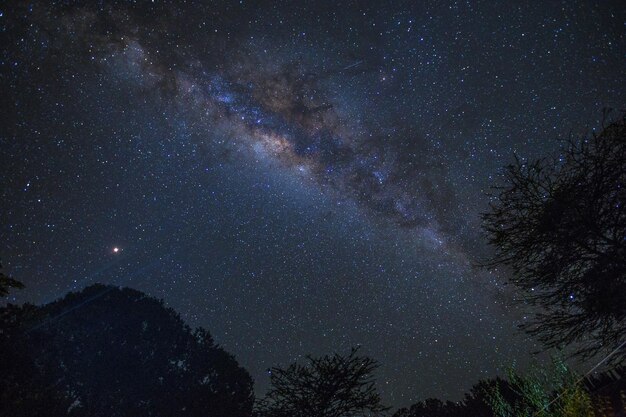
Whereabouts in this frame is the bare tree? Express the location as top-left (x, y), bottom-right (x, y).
top-left (257, 347), bottom-right (390, 417)
top-left (482, 113), bottom-right (625, 362)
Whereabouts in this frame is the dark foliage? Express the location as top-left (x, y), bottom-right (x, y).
top-left (393, 378), bottom-right (517, 417)
top-left (585, 366), bottom-right (626, 414)
top-left (0, 261), bottom-right (24, 297)
top-left (482, 113), bottom-right (626, 361)
top-left (0, 284), bottom-right (254, 417)
top-left (256, 347), bottom-right (390, 417)
top-left (585, 365), bottom-right (626, 394)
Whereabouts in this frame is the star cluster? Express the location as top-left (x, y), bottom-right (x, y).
top-left (1, 0), bottom-right (624, 408)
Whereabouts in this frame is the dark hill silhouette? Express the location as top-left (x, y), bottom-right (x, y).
top-left (0, 284), bottom-right (254, 417)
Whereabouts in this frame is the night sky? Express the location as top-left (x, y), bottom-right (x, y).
top-left (1, 0), bottom-right (625, 409)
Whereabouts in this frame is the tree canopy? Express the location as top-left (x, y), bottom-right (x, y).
top-left (256, 347), bottom-right (389, 417)
top-left (392, 378), bottom-right (517, 417)
top-left (487, 358), bottom-right (594, 417)
top-left (0, 284), bottom-right (254, 417)
top-left (482, 114), bottom-right (626, 361)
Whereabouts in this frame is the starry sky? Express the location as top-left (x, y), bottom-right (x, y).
top-left (1, 0), bottom-right (625, 409)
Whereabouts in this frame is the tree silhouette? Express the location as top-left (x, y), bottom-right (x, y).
top-left (487, 358), bottom-right (594, 417)
top-left (257, 347), bottom-right (390, 417)
top-left (482, 113), bottom-right (626, 361)
top-left (0, 284), bottom-right (254, 417)
top-left (392, 378), bottom-right (517, 417)
top-left (0, 261), bottom-right (23, 297)
top-left (0, 303), bottom-right (77, 417)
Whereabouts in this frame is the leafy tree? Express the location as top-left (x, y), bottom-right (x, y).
top-left (392, 398), bottom-right (461, 417)
top-left (0, 284), bottom-right (254, 417)
top-left (257, 347), bottom-right (390, 417)
top-left (392, 378), bottom-right (517, 417)
top-left (482, 114), bottom-right (626, 361)
top-left (0, 304), bottom-right (78, 417)
top-left (0, 260), bottom-right (23, 296)
top-left (487, 358), bottom-right (594, 417)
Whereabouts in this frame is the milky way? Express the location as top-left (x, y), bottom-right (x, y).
top-left (2, 0), bottom-right (625, 408)
top-left (110, 34), bottom-right (467, 257)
